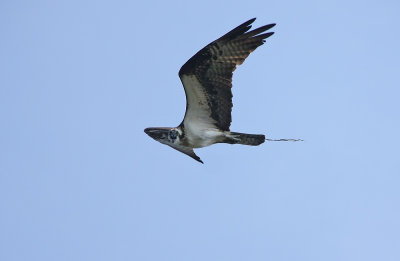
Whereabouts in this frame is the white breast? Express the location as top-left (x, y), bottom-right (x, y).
top-left (180, 75), bottom-right (225, 148)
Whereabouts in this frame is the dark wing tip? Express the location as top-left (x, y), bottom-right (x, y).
top-left (256, 23), bottom-right (276, 31)
top-left (179, 18), bottom-right (276, 77)
top-left (238, 18), bottom-right (257, 28)
top-left (260, 31), bottom-right (275, 40)
top-left (246, 17), bottom-right (257, 25)
top-left (239, 23), bottom-right (276, 40)
top-left (217, 18), bottom-right (257, 41)
top-left (193, 154), bottom-right (204, 164)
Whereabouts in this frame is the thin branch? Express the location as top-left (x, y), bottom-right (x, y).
top-left (266, 138), bottom-right (304, 142)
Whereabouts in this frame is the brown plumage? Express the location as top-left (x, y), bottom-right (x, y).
top-left (144, 18), bottom-right (300, 164)
top-left (179, 18), bottom-right (276, 131)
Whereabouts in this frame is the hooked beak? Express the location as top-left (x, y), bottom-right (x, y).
top-left (144, 127), bottom-right (169, 140)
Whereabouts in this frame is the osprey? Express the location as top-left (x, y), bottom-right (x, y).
top-left (145, 18), bottom-right (301, 163)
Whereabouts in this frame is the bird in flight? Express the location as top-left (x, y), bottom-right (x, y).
top-left (145, 18), bottom-right (301, 163)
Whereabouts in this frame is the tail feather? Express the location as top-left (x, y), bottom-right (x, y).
top-left (228, 132), bottom-right (265, 146)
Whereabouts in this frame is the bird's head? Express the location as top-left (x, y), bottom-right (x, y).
top-left (144, 127), bottom-right (182, 145)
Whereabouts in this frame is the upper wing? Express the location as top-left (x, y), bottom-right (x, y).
top-left (179, 18), bottom-right (276, 131)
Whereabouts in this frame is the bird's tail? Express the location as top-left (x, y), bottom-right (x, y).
top-left (226, 132), bottom-right (266, 146)
top-left (226, 132), bottom-right (303, 145)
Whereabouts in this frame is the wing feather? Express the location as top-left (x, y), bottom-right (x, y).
top-left (179, 18), bottom-right (275, 131)
top-left (168, 143), bottom-right (203, 163)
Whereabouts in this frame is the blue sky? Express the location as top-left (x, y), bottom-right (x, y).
top-left (1, 0), bottom-right (399, 260)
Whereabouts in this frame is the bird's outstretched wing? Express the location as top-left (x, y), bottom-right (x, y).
top-left (179, 18), bottom-right (275, 131)
top-left (168, 143), bottom-right (203, 164)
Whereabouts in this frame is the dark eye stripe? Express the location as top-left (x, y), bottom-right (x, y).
top-left (169, 131), bottom-right (177, 139)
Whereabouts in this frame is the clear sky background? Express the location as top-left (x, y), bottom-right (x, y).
top-left (1, 0), bottom-right (399, 260)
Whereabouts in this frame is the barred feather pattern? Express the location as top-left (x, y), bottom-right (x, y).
top-left (228, 132), bottom-right (266, 146)
top-left (179, 18), bottom-right (275, 131)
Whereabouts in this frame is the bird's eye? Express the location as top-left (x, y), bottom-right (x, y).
top-left (169, 130), bottom-right (177, 140)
